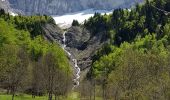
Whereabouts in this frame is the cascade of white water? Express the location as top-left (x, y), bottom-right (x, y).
top-left (62, 31), bottom-right (80, 88)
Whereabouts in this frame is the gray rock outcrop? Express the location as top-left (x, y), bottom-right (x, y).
top-left (0, 0), bottom-right (10, 12)
top-left (42, 25), bottom-right (105, 70)
top-left (59, 26), bottom-right (105, 70)
top-left (8, 0), bottom-right (143, 15)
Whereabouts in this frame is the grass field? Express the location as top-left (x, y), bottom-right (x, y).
top-left (0, 93), bottom-right (103, 100)
top-left (0, 92), bottom-right (81, 100)
top-left (0, 94), bottom-right (48, 100)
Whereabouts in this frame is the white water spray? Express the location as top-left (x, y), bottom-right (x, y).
top-left (62, 31), bottom-right (80, 89)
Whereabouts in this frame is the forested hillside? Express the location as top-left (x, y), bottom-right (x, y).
top-left (0, 0), bottom-right (170, 100)
top-left (82, 0), bottom-right (170, 99)
top-left (0, 9), bottom-right (72, 100)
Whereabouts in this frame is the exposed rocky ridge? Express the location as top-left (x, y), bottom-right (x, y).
top-left (8, 0), bottom-right (143, 15)
top-left (42, 23), bottom-right (63, 43)
top-left (66, 26), bottom-right (107, 70)
top-left (0, 0), bottom-right (10, 12)
top-left (42, 24), bottom-right (105, 70)
top-left (0, 0), bottom-right (22, 15)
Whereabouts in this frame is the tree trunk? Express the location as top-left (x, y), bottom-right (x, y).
top-left (90, 91), bottom-right (92, 100)
top-left (32, 94), bottom-right (35, 98)
top-left (12, 93), bottom-right (15, 100)
top-left (93, 80), bottom-right (95, 100)
top-left (102, 84), bottom-right (104, 100)
top-left (102, 83), bottom-right (106, 100)
top-left (7, 86), bottom-right (10, 94)
top-left (48, 75), bottom-right (53, 100)
top-left (48, 92), bottom-right (52, 100)
top-left (11, 86), bottom-right (15, 100)
top-left (54, 94), bottom-right (57, 100)
top-left (32, 89), bottom-right (35, 98)
top-left (11, 88), bottom-right (15, 100)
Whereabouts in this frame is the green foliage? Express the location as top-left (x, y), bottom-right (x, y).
top-left (84, 13), bottom-right (109, 37)
top-left (84, 0), bottom-right (170, 46)
top-left (0, 9), bottom-right (5, 15)
top-left (0, 0), bottom-right (169, 99)
top-left (13, 15), bottom-right (55, 38)
top-left (0, 12), bottom-right (70, 70)
top-left (0, 12), bottom-right (55, 38)
top-left (0, 10), bottom-right (72, 98)
top-left (87, 1), bottom-right (170, 99)
top-left (89, 0), bottom-right (170, 75)
top-left (72, 20), bottom-right (80, 26)
top-left (107, 47), bottom-right (170, 99)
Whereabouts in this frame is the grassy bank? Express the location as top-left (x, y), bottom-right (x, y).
top-left (0, 94), bottom-right (48, 100)
top-left (0, 92), bottom-right (80, 100)
top-left (0, 92), bottom-right (104, 100)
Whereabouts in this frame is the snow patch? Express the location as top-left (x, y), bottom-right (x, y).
top-left (9, 11), bottom-right (18, 16)
top-left (52, 9), bottom-right (113, 29)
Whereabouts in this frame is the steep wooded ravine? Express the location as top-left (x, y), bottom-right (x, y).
top-left (42, 24), bottom-right (106, 70)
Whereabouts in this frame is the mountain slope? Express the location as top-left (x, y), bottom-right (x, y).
top-left (0, 0), bottom-right (10, 11)
top-left (8, 0), bottom-right (143, 15)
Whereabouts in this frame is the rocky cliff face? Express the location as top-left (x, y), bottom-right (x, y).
top-left (65, 26), bottom-right (105, 70)
top-left (0, 0), bottom-right (10, 11)
top-left (41, 24), bottom-right (105, 69)
top-left (8, 0), bottom-right (143, 15)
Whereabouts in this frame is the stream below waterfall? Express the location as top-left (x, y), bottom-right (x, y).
top-left (62, 31), bottom-right (80, 89)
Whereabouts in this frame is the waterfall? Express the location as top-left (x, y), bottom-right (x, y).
top-left (62, 31), bottom-right (80, 89)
